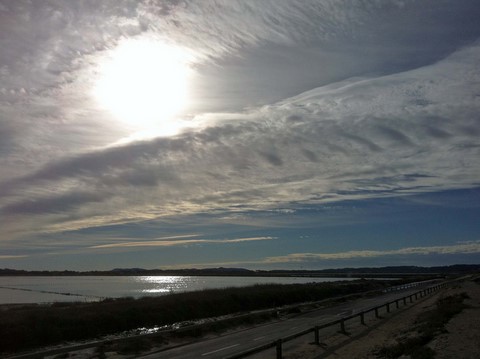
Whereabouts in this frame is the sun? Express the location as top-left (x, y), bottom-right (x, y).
top-left (93, 38), bottom-right (192, 134)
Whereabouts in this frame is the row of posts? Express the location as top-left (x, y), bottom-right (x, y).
top-left (272, 284), bottom-right (444, 359)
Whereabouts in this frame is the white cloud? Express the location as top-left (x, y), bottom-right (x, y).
top-left (0, 255), bottom-right (28, 259)
top-left (90, 236), bottom-right (275, 249)
top-left (1, 1), bottom-right (479, 243)
top-left (263, 241), bottom-right (480, 263)
top-left (1, 41), bottom-right (479, 239)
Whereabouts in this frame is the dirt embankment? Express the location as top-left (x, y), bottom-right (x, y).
top-left (320, 278), bottom-right (480, 359)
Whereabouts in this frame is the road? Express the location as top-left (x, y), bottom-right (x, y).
top-left (139, 282), bottom-right (435, 359)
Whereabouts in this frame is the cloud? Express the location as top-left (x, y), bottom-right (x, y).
top-left (0, 190), bottom-right (110, 215)
top-left (1, 1), bottom-right (480, 246)
top-left (263, 242), bottom-right (480, 263)
top-left (0, 255), bottom-right (28, 259)
top-left (0, 0), bottom-right (393, 110)
top-left (1, 40), bottom-right (480, 239)
top-left (90, 236), bottom-right (275, 249)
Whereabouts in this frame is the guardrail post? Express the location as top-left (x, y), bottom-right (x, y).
top-left (375, 307), bottom-right (380, 318)
top-left (414, 293), bottom-right (418, 300)
top-left (314, 326), bottom-right (320, 345)
top-left (386, 303), bottom-right (390, 313)
top-left (409, 295), bottom-right (413, 303)
top-left (276, 339), bottom-right (282, 359)
top-left (360, 312), bottom-right (365, 325)
top-left (340, 319), bottom-right (346, 334)
top-left (395, 300), bottom-right (399, 309)
top-left (403, 297), bottom-right (407, 305)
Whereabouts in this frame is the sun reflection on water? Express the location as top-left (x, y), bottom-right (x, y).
top-left (137, 276), bottom-right (189, 294)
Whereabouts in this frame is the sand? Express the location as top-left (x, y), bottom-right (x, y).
top-left (312, 278), bottom-right (480, 359)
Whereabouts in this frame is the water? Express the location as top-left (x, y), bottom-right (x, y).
top-left (0, 276), bottom-right (356, 304)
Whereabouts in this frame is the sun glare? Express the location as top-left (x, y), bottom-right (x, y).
top-left (94, 38), bottom-right (192, 134)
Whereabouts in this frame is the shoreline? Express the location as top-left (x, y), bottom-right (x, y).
top-left (0, 279), bottom-right (402, 354)
top-left (3, 264), bottom-right (477, 278)
top-left (0, 275), bottom-right (403, 306)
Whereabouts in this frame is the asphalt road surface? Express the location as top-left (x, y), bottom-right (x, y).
top-left (139, 282), bottom-right (436, 359)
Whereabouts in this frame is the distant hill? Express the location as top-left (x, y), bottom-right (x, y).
top-left (266, 265), bottom-right (480, 278)
top-left (1, 264), bottom-right (479, 277)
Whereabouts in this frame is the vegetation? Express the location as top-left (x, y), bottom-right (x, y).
top-left (375, 292), bottom-right (469, 359)
top-left (0, 279), bottom-right (397, 353)
top-left (2, 264), bottom-right (479, 277)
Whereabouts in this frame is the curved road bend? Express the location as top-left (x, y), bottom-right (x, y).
top-left (139, 282), bottom-right (436, 359)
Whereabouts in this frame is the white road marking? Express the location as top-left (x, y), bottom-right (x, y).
top-left (253, 336), bottom-right (266, 341)
top-left (201, 344), bottom-right (240, 356)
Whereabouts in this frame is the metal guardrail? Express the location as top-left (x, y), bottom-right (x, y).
top-left (224, 282), bottom-right (449, 359)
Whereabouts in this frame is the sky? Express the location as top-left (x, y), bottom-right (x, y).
top-left (1, 0), bottom-right (480, 271)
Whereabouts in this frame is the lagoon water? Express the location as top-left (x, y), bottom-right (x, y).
top-left (0, 276), bottom-right (354, 304)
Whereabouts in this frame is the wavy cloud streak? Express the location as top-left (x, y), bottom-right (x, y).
top-left (264, 242), bottom-right (480, 263)
top-left (91, 236), bottom-right (275, 249)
